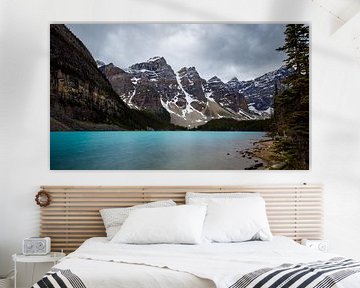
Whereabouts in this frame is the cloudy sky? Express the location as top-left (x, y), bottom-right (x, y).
top-left (67, 23), bottom-right (286, 81)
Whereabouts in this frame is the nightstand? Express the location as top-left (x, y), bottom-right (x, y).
top-left (12, 252), bottom-right (65, 288)
top-left (301, 239), bottom-right (328, 252)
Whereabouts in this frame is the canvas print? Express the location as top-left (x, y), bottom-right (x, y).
top-left (50, 23), bottom-right (309, 170)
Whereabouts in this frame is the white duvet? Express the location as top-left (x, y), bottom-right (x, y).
top-left (54, 237), bottom-right (360, 288)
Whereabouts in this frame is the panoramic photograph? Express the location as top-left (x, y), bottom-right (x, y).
top-left (50, 23), bottom-right (309, 170)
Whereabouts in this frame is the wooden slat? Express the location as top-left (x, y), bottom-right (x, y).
top-left (39, 184), bottom-right (323, 253)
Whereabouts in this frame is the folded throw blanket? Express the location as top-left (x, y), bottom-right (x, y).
top-left (229, 258), bottom-right (360, 288)
top-left (32, 268), bottom-right (86, 288)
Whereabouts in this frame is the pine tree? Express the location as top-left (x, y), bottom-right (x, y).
top-left (277, 24), bottom-right (309, 76)
top-left (273, 24), bottom-right (309, 169)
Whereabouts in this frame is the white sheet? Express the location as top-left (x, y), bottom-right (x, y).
top-left (55, 237), bottom-right (360, 288)
top-left (55, 258), bottom-right (214, 288)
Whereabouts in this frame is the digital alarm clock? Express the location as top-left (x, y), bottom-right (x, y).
top-left (23, 237), bottom-right (51, 255)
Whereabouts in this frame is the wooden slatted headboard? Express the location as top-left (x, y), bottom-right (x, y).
top-left (39, 184), bottom-right (323, 253)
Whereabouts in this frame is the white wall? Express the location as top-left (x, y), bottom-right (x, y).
top-left (1, 0), bottom-right (360, 286)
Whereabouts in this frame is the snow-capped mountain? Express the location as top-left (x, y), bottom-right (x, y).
top-left (99, 57), bottom-right (290, 128)
top-left (227, 66), bottom-right (291, 116)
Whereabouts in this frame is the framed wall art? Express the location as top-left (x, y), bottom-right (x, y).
top-left (50, 23), bottom-right (309, 170)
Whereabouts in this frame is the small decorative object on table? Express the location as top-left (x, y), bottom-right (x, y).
top-left (23, 237), bottom-right (51, 255)
top-left (301, 239), bottom-right (328, 252)
top-left (12, 252), bottom-right (65, 288)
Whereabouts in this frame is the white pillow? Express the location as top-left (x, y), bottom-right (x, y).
top-left (186, 192), bottom-right (259, 204)
top-left (202, 197), bottom-right (272, 243)
top-left (100, 200), bottom-right (176, 240)
top-left (111, 205), bottom-right (207, 244)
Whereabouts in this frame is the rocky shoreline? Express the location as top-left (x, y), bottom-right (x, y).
top-left (243, 138), bottom-right (287, 170)
top-left (236, 147), bottom-right (266, 170)
top-left (235, 137), bottom-right (286, 170)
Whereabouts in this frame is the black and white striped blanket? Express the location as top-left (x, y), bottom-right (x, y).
top-left (32, 268), bottom-right (86, 288)
top-left (230, 257), bottom-right (360, 288)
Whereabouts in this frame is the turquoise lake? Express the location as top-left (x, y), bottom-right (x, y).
top-left (50, 131), bottom-right (267, 170)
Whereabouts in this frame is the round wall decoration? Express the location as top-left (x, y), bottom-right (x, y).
top-left (35, 190), bottom-right (51, 207)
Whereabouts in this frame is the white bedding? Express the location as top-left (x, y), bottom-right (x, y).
top-left (53, 237), bottom-right (360, 288)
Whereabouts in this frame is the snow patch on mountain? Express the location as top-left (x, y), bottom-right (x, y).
top-left (147, 56), bottom-right (163, 62)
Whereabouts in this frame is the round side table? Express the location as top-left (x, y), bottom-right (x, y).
top-left (12, 252), bottom-right (65, 288)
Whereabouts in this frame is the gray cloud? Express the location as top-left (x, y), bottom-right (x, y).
top-left (67, 23), bottom-right (286, 81)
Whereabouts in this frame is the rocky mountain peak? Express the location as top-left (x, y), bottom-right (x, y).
top-left (187, 66), bottom-right (198, 73)
top-left (228, 77), bottom-right (239, 83)
top-left (178, 66), bottom-right (200, 78)
top-left (206, 74), bottom-right (249, 114)
top-left (99, 63), bottom-right (126, 77)
top-left (176, 66), bottom-right (207, 107)
top-left (130, 56), bottom-right (171, 73)
top-left (227, 77), bottom-right (241, 90)
top-left (208, 76), bottom-right (222, 83)
top-left (147, 56), bottom-right (167, 64)
top-left (127, 57), bottom-right (174, 86)
top-left (234, 66), bottom-right (292, 114)
top-left (177, 67), bottom-right (187, 75)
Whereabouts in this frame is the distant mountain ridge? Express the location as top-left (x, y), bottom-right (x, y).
top-left (99, 57), bottom-right (291, 128)
top-left (228, 66), bottom-right (291, 115)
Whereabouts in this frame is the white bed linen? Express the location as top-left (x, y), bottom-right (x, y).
top-left (55, 237), bottom-right (360, 288)
top-left (55, 258), bottom-right (214, 288)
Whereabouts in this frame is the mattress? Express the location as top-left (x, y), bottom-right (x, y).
top-left (35, 236), bottom-right (360, 288)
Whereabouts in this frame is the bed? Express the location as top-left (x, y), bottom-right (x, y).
top-left (33, 236), bottom-right (360, 288)
top-left (33, 185), bottom-right (360, 288)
